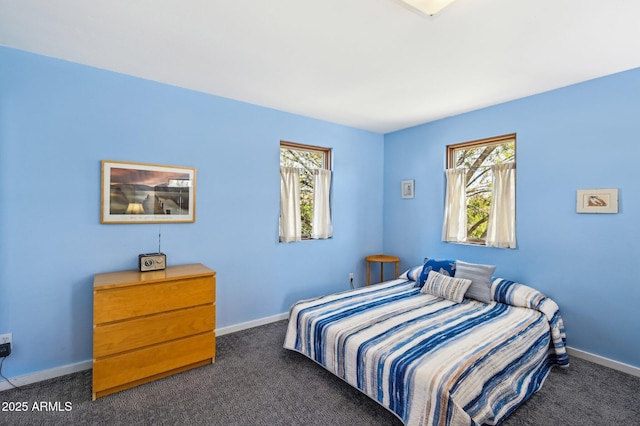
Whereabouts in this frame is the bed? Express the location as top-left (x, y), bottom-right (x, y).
top-left (283, 264), bottom-right (569, 426)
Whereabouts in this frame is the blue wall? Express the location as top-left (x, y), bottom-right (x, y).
top-left (0, 47), bottom-right (384, 377)
top-left (383, 68), bottom-right (640, 368)
top-left (2, 45), bottom-right (638, 379)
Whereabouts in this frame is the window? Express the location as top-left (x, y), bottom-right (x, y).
top-left (443, 134), bottom-right (516, 247)
top-left (279, 141), bottom-right (332, 242)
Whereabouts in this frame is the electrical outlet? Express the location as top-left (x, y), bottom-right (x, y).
top-left (349, 273), bottom-right (354, 282)
top-left (0, 333), bottom-right (11, 357)
top-left (0, 333), bottom-right (11, 346)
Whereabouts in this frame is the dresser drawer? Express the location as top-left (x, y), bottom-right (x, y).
top-left (94, 304), bottom-right (215, 358)
top-left (93, 332), bottom-right (215, 394)
top-left (94, 276), bottom-right (215, 324)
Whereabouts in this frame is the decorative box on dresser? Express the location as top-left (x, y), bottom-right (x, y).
top-left (92, 263), bottom-right (216, 400)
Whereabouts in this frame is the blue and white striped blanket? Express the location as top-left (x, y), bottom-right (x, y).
top-left (284, 278), bottom-right (568, 426)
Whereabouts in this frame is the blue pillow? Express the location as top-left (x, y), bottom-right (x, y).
top-left (417, 258), bottom-right (456, 288)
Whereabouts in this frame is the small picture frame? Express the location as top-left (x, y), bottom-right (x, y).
top-left (401, 180), bottom-right (415, 199)
top-left (576, 188), bottom-right (618, 214)
top-left (101, 160), bottom-right (196, 223)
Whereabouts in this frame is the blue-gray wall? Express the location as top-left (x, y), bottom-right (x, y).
top-left (0, 47), bottom-right (384, 377)
top-left (383, 68), bottom-right (640, 368)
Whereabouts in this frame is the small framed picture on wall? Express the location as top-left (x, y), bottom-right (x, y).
top-left (401, 180), bottom-right (415, 199)
top-left (576, 188), bottom-right (618, 214)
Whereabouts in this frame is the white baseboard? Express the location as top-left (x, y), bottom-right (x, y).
top-left (0, 360), bottom-right (92, 392)
top-left (4, 318), bottom-right (635, 393)
top-left (216, 312), bottom-right (289, 336)
top-left (0, 312), bottom-right (290, 392)
top-left (566, 346), bottom-right (640, 378)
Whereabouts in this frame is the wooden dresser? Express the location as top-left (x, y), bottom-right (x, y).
top-left (92, 263), bottom-right (216, 400)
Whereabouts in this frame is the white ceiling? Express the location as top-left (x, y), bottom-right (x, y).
top-left (1, 0), bottom-right (640, 134)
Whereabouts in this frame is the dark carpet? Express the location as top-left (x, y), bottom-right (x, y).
top-left (1, 320), bottom-right (638, 425)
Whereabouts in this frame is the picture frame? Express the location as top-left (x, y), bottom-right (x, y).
top-left (101, 160), bottom-right (196, 224)
top-left (401, 179), bottom-right (415, 199)
top-left (576, 188), bottom-right (618, 214)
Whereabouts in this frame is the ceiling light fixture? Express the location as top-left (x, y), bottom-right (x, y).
top-left (394, 0), bottom-right (457, 16)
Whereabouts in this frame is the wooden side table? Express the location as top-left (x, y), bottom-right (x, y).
top-left (366, 254), bottom-right (400, 285)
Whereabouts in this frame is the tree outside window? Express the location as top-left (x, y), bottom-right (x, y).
top-left (447, 135), bottom-right (515, 244)
top-left (280, 141), bottom-right (331, 239)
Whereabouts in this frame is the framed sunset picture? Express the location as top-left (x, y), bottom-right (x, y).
top-left (101, 160), bottom-right (196, 223)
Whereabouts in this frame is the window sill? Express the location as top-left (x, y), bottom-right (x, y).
top-left (279, 237), bottom-right (333, 243)
top-left (444, 240), bottom-right (515, 249)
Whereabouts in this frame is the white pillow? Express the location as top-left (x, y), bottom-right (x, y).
top-left (399, 265), bottom-right (422, 282)
top-left (421, 270), bottom-right (472, 303)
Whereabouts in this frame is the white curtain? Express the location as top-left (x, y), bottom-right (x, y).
top-left (442, 168), bottom-right (467, 243)
top-left (311, 169), bottom-right (332, 239)
top-left (279, 167), bottom-right (301, 242)
top-left (486, 163), bottom-right (516, 248)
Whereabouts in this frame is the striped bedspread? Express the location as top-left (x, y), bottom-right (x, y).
top-left (284, 278), bottom-right (568, 426)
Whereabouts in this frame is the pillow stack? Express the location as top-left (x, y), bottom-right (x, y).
top-left (404, 257), bottom-right (496, 304)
